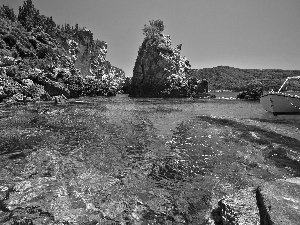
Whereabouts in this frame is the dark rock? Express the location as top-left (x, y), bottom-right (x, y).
top-left (105, 91), bottom-right (115, 97)
top-left (35, 76), bottom-right (70, 98)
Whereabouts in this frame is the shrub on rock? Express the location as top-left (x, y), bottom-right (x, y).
top-left (3, 34), bottom-right (17, 47)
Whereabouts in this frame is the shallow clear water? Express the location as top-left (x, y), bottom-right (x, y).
top-left (0, 95), bottom-right (300, 224)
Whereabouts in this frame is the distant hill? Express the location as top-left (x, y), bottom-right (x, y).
top-left (191, 66), bottom-right (300, 92)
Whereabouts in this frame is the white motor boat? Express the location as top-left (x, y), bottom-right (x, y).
top-left (260, 76), bottom-right (300, 115)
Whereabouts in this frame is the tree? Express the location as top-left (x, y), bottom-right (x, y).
top-left (0, 5), bottom-right (17, 21)
top-left (65, 23), bottom-right (71, 31)
top-left (142, 19), bottom-right (165, 38)
top-left (18, 0), bottom-right (41, 31)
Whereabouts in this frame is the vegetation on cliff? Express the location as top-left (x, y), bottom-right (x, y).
top-left (0, 0), bottom-right (125, 104)
top-left (130, 20), bottom-right (208, 98)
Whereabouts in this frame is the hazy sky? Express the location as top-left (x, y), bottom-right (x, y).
top-left (2, 0), bottom-right (300, 76)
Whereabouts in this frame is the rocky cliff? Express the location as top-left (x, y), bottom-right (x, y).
top-left (0, 1), bottom-right (125, 104)
top-left (130, 20), bottom-right (208, 98)
top-left (61, 28), bottom-right (109, 78)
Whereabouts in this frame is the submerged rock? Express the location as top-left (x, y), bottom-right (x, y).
top-left (149, 157), bottom-right (197, 181)
top-left (1, 148), bottom-right (114, 224)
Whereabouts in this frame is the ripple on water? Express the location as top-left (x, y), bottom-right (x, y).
top-left (1, 96), bottom-right (300, 224)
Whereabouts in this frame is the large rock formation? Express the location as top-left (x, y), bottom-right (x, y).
top-left (130, 20), bottom-right (207, 98)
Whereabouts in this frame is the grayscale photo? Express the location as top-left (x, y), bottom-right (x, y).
top-left (0, 0), bottom-right (300, 224)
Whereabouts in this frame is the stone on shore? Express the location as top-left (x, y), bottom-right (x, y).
top-left (257, 177), bottom-right (300, 225)
top-left (211, 178), bottom-right (300, 225)
top-left (212, 187), bottom-right (260, 224)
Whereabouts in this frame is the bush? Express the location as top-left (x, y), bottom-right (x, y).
top-left (6, 66), bottom-right (18, 77)
top-left (36, 44), bottom-right (49, 58)
top-left (0, 48), bottom-right (11, 57)
top-left (142, 19), bottom-right (165, 38)
top-left (3, 34), bottom-right (17, 47)
top-left (237, 81), bottom-right (263, 100)
top-left (0, 5), bottom-right (16, 22)
top-left (16, 43), bottom-right (35, 58)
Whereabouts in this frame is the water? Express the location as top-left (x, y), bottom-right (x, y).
top-left (0, 95), bottom-right (300, 224)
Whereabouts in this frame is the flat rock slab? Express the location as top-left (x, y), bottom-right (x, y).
top-left (257, 177), bottom-right (300, 225)
top-left (214, 187), bottom-right (260, 224)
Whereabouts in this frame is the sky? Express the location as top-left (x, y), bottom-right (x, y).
top-left (1, 0), bottom-right (300, 77)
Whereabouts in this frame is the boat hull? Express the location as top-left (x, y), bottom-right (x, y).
top-left (260, 93), bottom-right (300, 115)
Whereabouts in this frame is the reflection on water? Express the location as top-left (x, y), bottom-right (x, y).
top-left (0, 95), bottom-right (300, 224)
